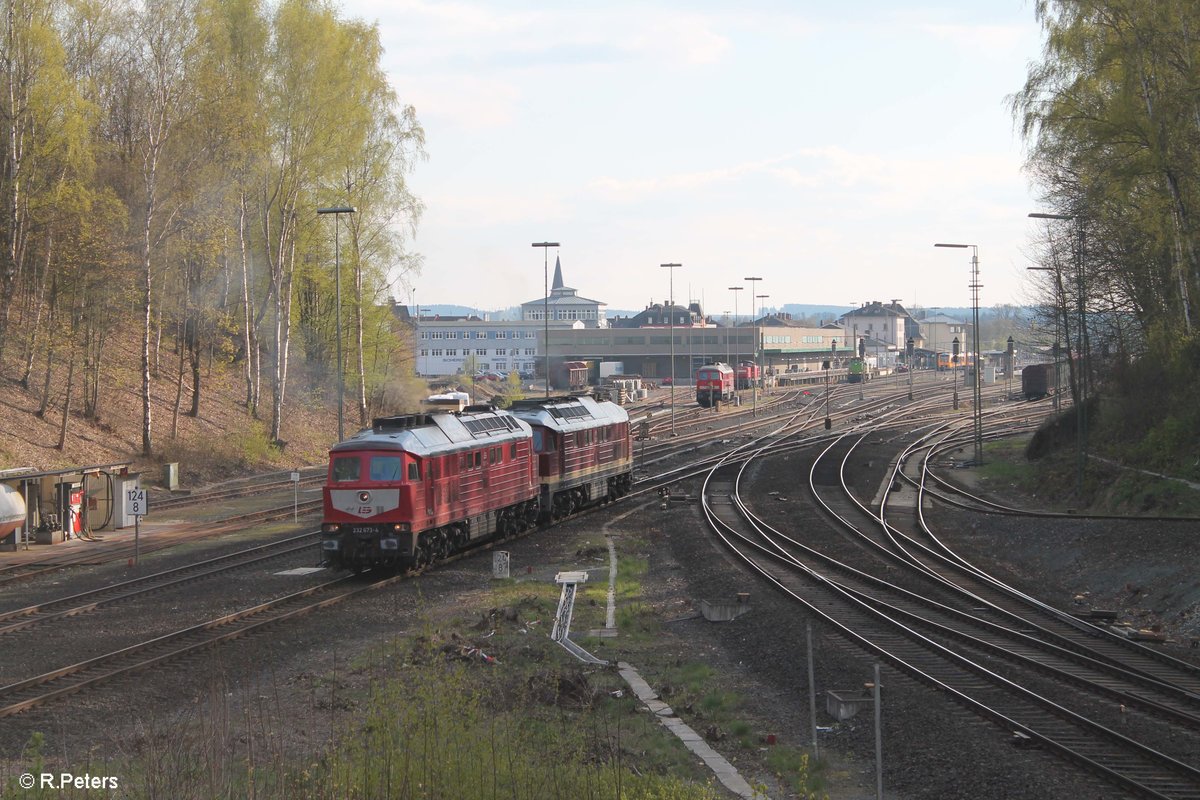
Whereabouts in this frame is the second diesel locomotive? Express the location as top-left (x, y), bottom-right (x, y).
top-left (321, 395), bottom-right (632, 571)
top-left (735, 361), bottom-right (760, 390)
top-left (695, 363), bottom-right (735, 407)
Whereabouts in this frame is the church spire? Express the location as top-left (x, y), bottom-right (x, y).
top-left (552, 255), bottom-right (564, 291)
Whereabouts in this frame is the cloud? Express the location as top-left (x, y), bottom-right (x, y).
top-left (918, 21), bottom-right (1031, 53)
top-left (590, 145), bottom-right (1023, 209)
top-left (393, 73), bottom-right (522, 131)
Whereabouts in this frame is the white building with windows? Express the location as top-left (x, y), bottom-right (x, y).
top-left (412, 256), bottom-right (605, 378)
top-left (520, 256), bottom-right (607, 328)
top-left (838, 300), bottom-right (910, 352)
top-left (414, 315), bottom-right (584, 377)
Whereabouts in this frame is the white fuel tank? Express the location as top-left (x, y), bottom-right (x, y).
top-left (0, 483), bottom-right (26, 538)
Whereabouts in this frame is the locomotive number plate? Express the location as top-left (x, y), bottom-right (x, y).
top-left (351, 526), bottom-right (376, 535)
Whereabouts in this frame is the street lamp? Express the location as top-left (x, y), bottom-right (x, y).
top-left (952, 336), bottom-right (961, 410)
top-left (824, 338), bottom-right (836, 429)
top-left (745, 276), bottom-right (762, 416)
top-left (935, 242), bottom-right (983, 467)
top-left (662, 263), bottom-right (682, 435)
top-left (929, 307), bottom-right (939, 372)
top-left (1006, 336), bottom-right (1015, 400)
top-left (728, 286), bottom-right (743, 371)
top-left (756, 294), bottom-right (769, 394)
top-left (317, 205), bottom-right (356, 442)
top-left (532, 242), bottom-right (559, 398)
top-left (415, 305), bottom-right (431, 376)
top-left (1029, 211), bottom-right (1087, 496)
top-left (723, 311), bottom-right (731, 365)
top-left (906, 337), bottom-right (914, 400)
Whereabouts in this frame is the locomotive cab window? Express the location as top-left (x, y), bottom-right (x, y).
top-left (408, 462), bottom-right (420, 481)
top-left (331, 456), bottom-right (361, 482)
top-left (369, 456), bottom-right (402, 481)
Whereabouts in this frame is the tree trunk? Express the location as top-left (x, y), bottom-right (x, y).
top-left (189, 326), bottom-right (201, 417)
top-left (37, 335), bottom-right (54, 418)
top-left (141, 191), bottom-right (155, 456)
top-left (171, 315), bottom-right (185, 439)
top-left (239, 193), bottom-right (256, 415)
top-left (56, 349), bottom-right (75, 450)
top-left (353, 230), bottom-right (367, 427)
top-left (18, 242), bottom-right (51, 387)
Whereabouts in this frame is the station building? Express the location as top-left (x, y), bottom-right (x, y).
top-left (410, 265), bottom-right (966, 382)
top-left (413, 256), bottom-right (602, 377)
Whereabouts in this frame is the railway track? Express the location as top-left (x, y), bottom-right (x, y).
top-left (0, 531), bottom-right (320, 637)
top-left (697, 394), bottom-right (1200, 797)
top-left (0, 499), bottom-right (323, 589)
top-left (0, 573), bottom-right (395, 719)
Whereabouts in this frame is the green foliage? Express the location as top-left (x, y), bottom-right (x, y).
top-left (764, 748), bottom-right (828, 800)
top-left (0, 0), bottom-right (425, 456)
top-left (312, 660), bottom-right (720, 800)
top-left (1015, 2), bottom-right (1200, 345)
top-left (492, 371), bottom-right (527, 409)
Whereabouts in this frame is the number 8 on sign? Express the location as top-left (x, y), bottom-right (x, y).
top-left (125, 488), bottom-right (147, 517)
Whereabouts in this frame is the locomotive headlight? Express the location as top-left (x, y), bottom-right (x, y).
top-left (358, 491), bottom-right (371, 503)
top-left (322, 540), bottom-right (340, 550)
top-left (322, 523), bottom-right (341, 533)
top-left (380, 537), bottom-right (399, 550)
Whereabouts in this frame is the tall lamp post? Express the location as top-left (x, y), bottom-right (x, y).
top-left (728, 286), bottom-right (743, 370)
top-left (906, 337), bottom-right (914, 400)
top-left (662, 263), bottom-right (682, 435)
top-left (952, 336), bottom-right (960, 409)
top-left (929, 308), bottom-right (939, 373)
top-left (935, 242), bottom-right (983, 467)
top-left (1029, 211), bottom-right (1086, 496)
top-left (1006, 336), bottom-right (1014, 400)
top-left (756, 293), bottom-right (769, 394)
top-left (531, 242), bottom-right (559, 398)
top-left (317, 205), bottom-right (356, 442)
top-left (723, 311), bottom-right (731, 365)
top-left (744, 276), bottom-right (762, 416)
top-left (824, 338), bottom-right (837, 429)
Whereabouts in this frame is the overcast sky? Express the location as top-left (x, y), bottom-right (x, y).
top-left (340, 0), bottom-right (1046, 314)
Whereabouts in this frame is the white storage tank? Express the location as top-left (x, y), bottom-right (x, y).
top-left (0, 483), bottom-right (27, 539)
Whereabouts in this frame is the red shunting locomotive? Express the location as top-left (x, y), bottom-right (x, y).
top-left (321, 396), bottom-right (632, 571)
top-left (695, 362), bottom-right (735, 407)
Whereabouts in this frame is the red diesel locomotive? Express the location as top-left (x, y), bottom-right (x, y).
top-left (321, 396), bottom-right (632, 571)
top-left (735, 361), bottom-right (760, 390)
top-left (695, 363), bottom-right (735, 407)
top-left (508, 395), bottom-right (633, 520)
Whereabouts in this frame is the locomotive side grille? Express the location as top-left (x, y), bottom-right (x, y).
top-left (462, 416), bottom-right (518, 437)
top-left (547, 405), bottom-right (594, 422)
top-left (372, 414), bottom-right (434, 431)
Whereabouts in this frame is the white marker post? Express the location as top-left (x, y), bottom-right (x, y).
top-left (290, 471), bottom-right (301, 522)
top-left (124, 483), bottom-right (147, 566)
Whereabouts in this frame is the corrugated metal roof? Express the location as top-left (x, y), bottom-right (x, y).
top-left (508, 395), bottom-right (628, 432)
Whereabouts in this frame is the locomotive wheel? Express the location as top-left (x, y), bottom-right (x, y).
top-left (427, 532), bottom-right (445, 561)
top-left (415, 535), bottom-right (432, 567)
